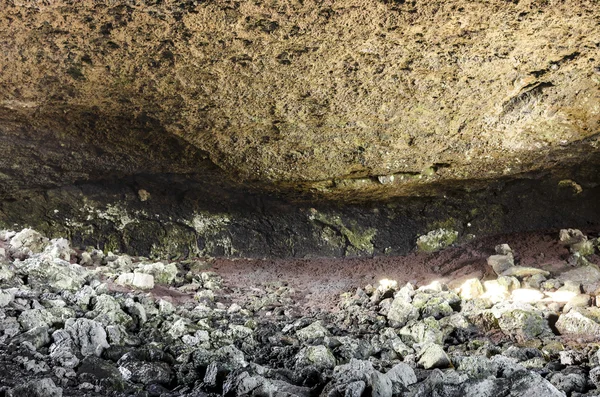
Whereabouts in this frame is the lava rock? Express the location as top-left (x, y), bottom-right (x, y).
top-left (6, 378), bottom-right (62, 397)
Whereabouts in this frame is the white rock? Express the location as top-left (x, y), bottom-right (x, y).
top-left (0, 289), bottom-right (14, 308)
top-left (115, 272), bottom-right (154, 290)
top-left (459, 278), bottom-right (484, 300)
top-left (43, 238), bottom-right (71, 261)
top-left (418, 343), bottom-right (450, 369)
top-left (9, 228), bottom-right (48, 259)
top-left (65, 318), bottom-right (109, 357)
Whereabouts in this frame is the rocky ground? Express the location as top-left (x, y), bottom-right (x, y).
top-left (1, 228), bottom-right (600, 396)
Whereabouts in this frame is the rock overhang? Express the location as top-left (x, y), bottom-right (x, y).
top-left (0, 0), bottom-right (599, 257)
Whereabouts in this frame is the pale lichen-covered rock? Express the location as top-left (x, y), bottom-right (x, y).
top-left (387, 296), bottom-right (419, 327)
top-left (65, 317), bottom-right (110, 357)
top-left (491, 302), bottom-right (552, 341)
top-left (8, 229), bottom-right (48, 259)
top-left (296, 321), bottom-right (330, 340)
top-left (136, 262), bottom-right (178, 285)
top-left (458, 278), bottom-right (484, 300)
top-left (555, 310), bottom-right (600, 338)
top-left (42, 238), bottom-right (71, 261)
top-left (87, 294), bottom-right (133, 328)
top-left (0, 288), bottom-right (14, 308)
top-left (417, 343), bottom-right (450, 369)
top-left (13, 256), bottom-right (89, 291)
top-left (416, 229), bottom-right (458, 253)
top-left (296, 345), bottom-right (336, 370)
top-left (115, 272), bottom-right (155, 290)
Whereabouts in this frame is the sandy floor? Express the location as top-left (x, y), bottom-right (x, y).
top-left (211, 231), bottom-right (599, 311)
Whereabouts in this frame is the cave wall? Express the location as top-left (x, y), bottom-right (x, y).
top-left (1, 0), bottom-right (599, 257)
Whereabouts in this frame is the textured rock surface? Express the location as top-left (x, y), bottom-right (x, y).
top-left (1, 0), bottom-right (599, 200)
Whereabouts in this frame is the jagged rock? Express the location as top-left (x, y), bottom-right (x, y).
top-left (547, 369), bottom-right (586, 395)
top-left (42, 238), bottom-right (71, 261)
top-left (556, 310), bottom-right (600, 338)
top-left (491, 302), bottom-right (552, 341)
top-left (559, 229), bottom-right (587, 245)
top-left (18, 308), bottom-right (56, 331)
top-left (400, 317), bottom-right (445, 345)
top-left (13, 256), bottom-right (88, 290)
top-left (559, 266), bottom-right (600, 294)
top-left (87, 294), bottom-right (133, 328)
top-left (324, 359), bottom-right (391, 397)
top-left (418, 343), bottom-right (451, 369)
top-left (563, 294), bottom-right (592, 312)
top-left (65, 318), bottom-right (110, 357)
top-left (8, 229), bottom-right (48, 259)
top-left (385, 362), bottom-right (417, 393)
top-left (115, 272), bottom-right (155, 290)
top-left (412, 291), bottom-right (459, 320)
top-left (49, 329), bottom-right (80, 368)
top-left (495, 244), bottom-right (513, 255)
top-left (296, 345), bottom-right (336, 370)
top-left (6, 378), bottom-right (62, 397)
top-left (457, 355), bottom-right (499, 379)
top-left (589, 366), bottom-right (600, 389)
top-left (387, 296), bottom-right (419, 327)
top-left (10, 325), bottom-right (50, 350)
top-left (118, 360), bottom-right (173, 385)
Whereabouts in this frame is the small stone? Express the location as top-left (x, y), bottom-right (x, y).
top-left (115, 272), bottom-right (154, 290)
top-left (487, 254), bottom-right (514, 275)
top-left (559, 229), bottom-right (586, 245)
top-left (495, 244), bottom-right (513, 255)
top-left (418, 343), bottom-right (450, 369)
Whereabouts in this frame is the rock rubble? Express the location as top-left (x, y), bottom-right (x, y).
top-left (0, 228), bottom-right (599, 396)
